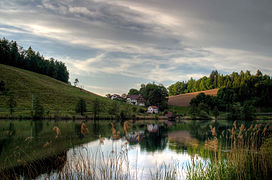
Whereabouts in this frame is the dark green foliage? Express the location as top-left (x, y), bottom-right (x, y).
top-left (190, 93), bottom-right (218, 110)
top-left (212, 106), bottom-right (219, 119)
top-left (138, 108), bottom-right (146, 114)
top-left (0, 80), bottom-right (6, 92)
top-left (227, 103), bottom-right (242, 120)
top-left (128, 88), bottom-right (139, 95)
top-left (93, 98), bottom-right (102, 119)
top-left (0, 37), bottom-right (69, 83)
top-left (74, 78), bottom-right (79, 87)
top-left (198, 102), bottom-right (209, 113)
top-left (189, 104), bottom-right (199, 119)
top-left (168, 70), bottom-right (271, 98)
top-left (242, 102), bottom-right (256, 121)
top-left (198, 110), bottom-right (210, 120)
top-left (188, 70), bottom-right (271, 120)
top-left (168, 81), bottom-right (187, 96)
top-left (188, 103), bottom-right (211, 120)
top-left (108, 101), bottom-right (120, 118)
top-left (7, 95), bottom-right (16, 115)
top-left (33, 97), bottom-right (44, 119)
top-left (75, 99), bottom-right (87, 115)
top-left (139, 83), bottom-right (168, 111)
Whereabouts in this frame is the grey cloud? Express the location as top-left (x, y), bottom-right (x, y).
top-left (1, 0), bottom-right (272, 94)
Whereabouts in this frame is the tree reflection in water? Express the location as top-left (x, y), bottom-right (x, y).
top-left (0, 151), bottom-right (67, 179)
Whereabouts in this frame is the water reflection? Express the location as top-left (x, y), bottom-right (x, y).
top-left (0, 119), bottom-right (271, 179)
top-left (1, 151), bottom-right (67, 179)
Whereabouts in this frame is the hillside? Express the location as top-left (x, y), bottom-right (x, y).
top-left (0, 64), bottom-right (120, 115)
top-left (168, 89), bottom-right (219, 107)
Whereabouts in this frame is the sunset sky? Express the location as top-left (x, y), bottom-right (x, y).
top-left (1, 0), bottom-right (272, 95)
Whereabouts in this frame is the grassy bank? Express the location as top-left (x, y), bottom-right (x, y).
top-left (0, 64), bottom-right (143, 117)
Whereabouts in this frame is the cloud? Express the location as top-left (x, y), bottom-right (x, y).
top-left (1, 0), bottom-right (272, 95)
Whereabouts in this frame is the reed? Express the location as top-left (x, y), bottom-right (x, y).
top-left (187, 121), bottom-right (272, 180)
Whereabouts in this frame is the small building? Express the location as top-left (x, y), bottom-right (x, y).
top-left (127, 94), bottom-right (146, 106)
top-left (111, 94), bottom-right (122, 100)
top-left (147, 106), bottom-right (159, 114)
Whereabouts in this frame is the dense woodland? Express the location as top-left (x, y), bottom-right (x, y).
top-left (168, 70), bottom-right (271, 96)
top-left (0, 37), bottom-right (69, 83)
top-left (188, 71), bottom-right (272, 119)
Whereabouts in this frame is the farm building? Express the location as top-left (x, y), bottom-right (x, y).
top-left (147, 106), bottom-right (159, 114)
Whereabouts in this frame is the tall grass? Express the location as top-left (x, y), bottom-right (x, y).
top-left (187, 121), bottom-right (272, 180)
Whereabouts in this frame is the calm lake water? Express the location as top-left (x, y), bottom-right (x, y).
top-left (0, 119), bottom-right (271, 179)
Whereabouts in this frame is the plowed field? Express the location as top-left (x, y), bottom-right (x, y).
top-left (168, 89), bottom-right (219, 107)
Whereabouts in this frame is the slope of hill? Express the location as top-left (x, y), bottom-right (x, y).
top-left (0, 64), bottom-right (119, 115)
top-left (168, 89), bottom-right (219, 107)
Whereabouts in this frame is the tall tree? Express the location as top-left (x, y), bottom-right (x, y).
top-left (128, 88), bottom-right (139, 95)
top-left (7, 95), bottom-right (16, 115)
top-left (75, 98), bottom-right (87, 115)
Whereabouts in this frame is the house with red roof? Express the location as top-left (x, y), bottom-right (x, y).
top-left (147, 106), bottom-right (159, 114)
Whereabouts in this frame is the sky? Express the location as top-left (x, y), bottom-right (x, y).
top-left (1, 0), bottom-right (272, 96)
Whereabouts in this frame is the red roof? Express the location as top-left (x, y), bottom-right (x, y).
top-left (127, 94), bottom-right (146, 102)
top-left (150, 106), bottom-right (158, 109)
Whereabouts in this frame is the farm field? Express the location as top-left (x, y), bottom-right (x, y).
top-left (168, 89), bottom-right (219, 107)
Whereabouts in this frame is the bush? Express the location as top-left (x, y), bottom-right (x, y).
top-left (75, 99), bottom-right (87, 116)
top-left (33, 97), bottom-right (44, 119)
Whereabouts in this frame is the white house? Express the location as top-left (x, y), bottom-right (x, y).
top-left (147, 106), bottom-right (159, 114)
top-left (111, 94), bottom-right (122, 100)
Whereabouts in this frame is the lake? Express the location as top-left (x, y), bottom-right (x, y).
top-left (0, 119), bottom-right (271, 179)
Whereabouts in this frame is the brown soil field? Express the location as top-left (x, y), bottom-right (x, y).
top-left (168, 89), bottom-right (219, 107)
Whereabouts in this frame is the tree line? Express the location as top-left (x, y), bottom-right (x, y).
top-left (188, 71), bottom-right (272, 120)
top-left (168, 70), bottom-right (270, 96)
top-left (0, 37), bottom-right (69, 83)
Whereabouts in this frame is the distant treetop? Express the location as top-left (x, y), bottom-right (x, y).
top-left (168, 70), bottom-right (270, 96)
top-left (0, 37), bottom-right (69, 83)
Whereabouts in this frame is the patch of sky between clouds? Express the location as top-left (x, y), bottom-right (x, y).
top-left (0, 29), bottom-right (100, 61)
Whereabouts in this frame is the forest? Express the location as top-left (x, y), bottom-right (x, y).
top-left (168, 70), bottom-right (271, 96)
top-left (188, 71), bottom-right (272, 120)
top-left (0, 37), bottom-right (69, 83)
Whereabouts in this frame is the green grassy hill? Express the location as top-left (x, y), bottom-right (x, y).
top-left (0, 64), bottom-right (128, 117)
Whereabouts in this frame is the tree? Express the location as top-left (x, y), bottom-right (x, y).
top-left (256, 70), bottom-right (263, 76)
top-left (212, 106), bottom-right (219, 120)
top-left (0, 80), bottom-right (8, 95)
top-left (7, 95), bottom-right (16, 115)
top-left (33, 97), bottom-right (44, 119)
top-left (74, 78), bottom-right (79, 87)
top-left (0, 38), bottom-right (69, 83)
top-left (128, 88), bottom-right (139, 95)
top-left (189, 104), bottom-right (199, 119)
top-left (242, 102), bottom-right (256, 120)
top-left (140, 83), bottom-right (168, 110)
top-left (93, 98), bottom-right (101, 119)
top-left (75, 98), bottom-right (87, 115)
top-left (108, 101), bottom-right (120, 119)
